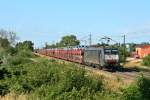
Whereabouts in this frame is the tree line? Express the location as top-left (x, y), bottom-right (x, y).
top-left (45, 35), bottom-right (80, 48)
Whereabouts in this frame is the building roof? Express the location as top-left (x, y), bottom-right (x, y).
top-left (136, 45), bottom-right (150, 49)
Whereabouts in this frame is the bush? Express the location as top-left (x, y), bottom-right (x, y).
top-left (25, 66), bottom-right (104, 100)
top-left (0, 82), bottom-right (10, 96)
top-left (64, 68), bottom-right (103, 92)
top-left (64, 69), bottom-right (87, 91)
top-left (17, 50), bottom-right (34, 58)
top-left (59, 87), bottom-right (95, 100)
top-left (7, 56), bottom-right (31, 66)
top-left (119, 46), bottom-right (128, 63)
top-left (51, 68), bottom-right (104, 100)
top-left (8, 61), bottom-right (60, 93)
top-left (0, 54), bottom-right (105, 99)
top-left (143, 55), bottom-right (150, 66)
top-left (122, 85), bottom-right (141, 100)
top-left (0, 68), bottom-right (11, 80)
top-left (122, 76), bottom-right (150, 100)
top-left (137, 76), bottom-right (150, 100)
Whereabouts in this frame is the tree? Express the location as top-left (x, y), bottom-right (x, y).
top-left (46, 44), bottom-right (56, 49)
top-left (119, 46), bottom-right (128, 63)
top-left (44, 42), bottom-right (57, 49)
top-left (141, 42), bottom-right (149, 45)
top-left (16, 41), bottom-right (34, 51)
top-left (0, 29), bottom-right (17, 56)
top-left (45, 35), bottom-right (80, 48)
top-left (128, 43), bottom-right (137, 52)
top-left (59, 35), bottom-right (80, 47)
top-left (0, 29), bottom-right (17, 46)
top-left (0, 30), bottom-right (17, 63)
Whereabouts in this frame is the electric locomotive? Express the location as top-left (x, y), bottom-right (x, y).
top-left (83, 47), bottom-right (119, 69)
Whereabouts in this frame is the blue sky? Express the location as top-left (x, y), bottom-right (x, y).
top-left (0, 0), bottom-right (150, 47)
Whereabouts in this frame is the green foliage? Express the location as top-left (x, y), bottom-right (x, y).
top-left (128, 43), bottom-right (136, 52)
top-left (0, 68), bottom-right (11, 79)
top-left (64, 69), bottom-right (102, 92)
top-left (64, 69), bottom-right (87, 91)
top-left (44, 68), bottom-right (103, 100)
top-left (0, 83), bottom-right (9, 96)
top-left (137, 76), bottom-right (150, 100)
top-left (59, 87), bottom-right (95, 100)
top-left (122, 85), bottom-right (141, 100)
top-left (16, 41), bottom-right (34, 51)
top-left (2, 29), bottom-right (150, 100)
top-left (17, 50), bottom-right (34, 58)
top-left (0, 60), bottom-right (60, 93)
top-left (119, 46), bottom-right (128, 63)
top-left (46, 35), bottom-right (80, 48)
top-left (0, 38), bottom-right (10, 49)
top-left (5, 46), bottom-right (17, 56)
top-left (0, 29), bottom-right (17, 46)
top-left (0, 53), bottom-right (105, 100)
top-left (7, 56), bottom-right (31, 66)
top-left (1, 53), bottom-right (150, 100)
top-left (143, 55), bottom-right (150, 66)
top-left (59, 35), bottom-right (80, 47)
top-left (122, 76), bottom-right (150, 100)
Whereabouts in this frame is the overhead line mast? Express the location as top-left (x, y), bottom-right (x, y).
top-left (89, 33), bottom-right (92, 46)
top-left (123, 34), bottom-right (126, 63)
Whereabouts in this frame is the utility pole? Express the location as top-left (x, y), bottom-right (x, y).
top-left (123, 34), bottom-right (126, 63)
top-left (89, 34), bottom-right (92, 46)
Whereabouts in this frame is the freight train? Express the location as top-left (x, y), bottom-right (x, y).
top-left (37, 46), bottom-right (120, 69)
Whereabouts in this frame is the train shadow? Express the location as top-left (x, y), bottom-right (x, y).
top-left (104, 66), bottom-right (140, 73)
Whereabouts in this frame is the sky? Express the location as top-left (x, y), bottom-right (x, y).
top-left (0, 0), bottom-right (150, 48)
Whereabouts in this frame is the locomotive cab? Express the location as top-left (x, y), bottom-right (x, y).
top-left (104, 48), bottom-right (119, 66)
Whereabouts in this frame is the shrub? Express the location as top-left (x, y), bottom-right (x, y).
top-left (137, 76), bottom-right (150, 100)
top-left (143, 55), bottom-right (150, 66)
top-left (7, 56), bottom-right (31, 66)
top-left (122, 76), bottom-right (150, 100)
top-left (0, 83), bottom-right (9, 96)
top-left (59, 87), bottom-right (95, 100)
top-left (29, 67), bottom-right (103, 100)
top-left (17, 50), bottom-right (34, 58)
top-left (119, 46), bottom-right (128, 63)
top-left (64, 68), bottom-right (103, 92)
top-left (122, 85), bottom-right (141, 100)
top-left (54, 68), bottom-right (104, 100)
top-left (64, 69), bottom-right (87, 91)
top-left (0, 55), bottom-right (105, 99)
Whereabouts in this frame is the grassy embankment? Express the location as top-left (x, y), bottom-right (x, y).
top-left (0, 52), bottom-right (150, 100)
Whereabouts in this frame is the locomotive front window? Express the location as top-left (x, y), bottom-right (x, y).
top-left (111, 50), bottom-right (118, 54)
top-left (104, 49), bottom-right (111, 54)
